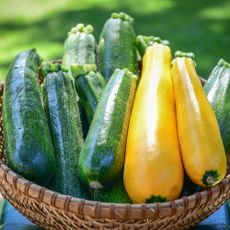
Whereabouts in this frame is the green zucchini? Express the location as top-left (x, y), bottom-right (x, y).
top-left (3, 49), bottom-right (56, 186)
top-left (63, 24), bottom-right (96, 67)
top-left (71, 64), bottom-right (106, 123)
top-left (98, 175), bottom-right (132, 203)
top-left (63, 24), bottom-right (97, 138)
top-left (98, 12), bottom-right (139, 81)
top-left (204, 59), bottom-right (230, 154)
top-left (78, 68), bottom-right (138, 190)
top-left (42, 63), bottom-right (90, 198)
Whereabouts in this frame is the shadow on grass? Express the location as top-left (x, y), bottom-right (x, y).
top-left (0, 0), bottom-right (229, 78)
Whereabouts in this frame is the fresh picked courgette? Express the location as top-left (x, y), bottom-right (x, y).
top-left (3, 49), bottom-right (56, 186)
top-left (98, 12), bottom-right (139, 81)
top-left (78, 68), bottom-right (138, 190)
top-left (63, 23), bottom-right (96, 67)
top-left (71, 64), bottom-right (106, 123)
top-left (124, 42), bottom-right (184, 204)
top-left (42, 63), bottom-right (90, 198)
top-left (204, 59), bottom-right (230, 155)
top-left (63, 24), bottom-right (98, 138)
top-left (171, 51), bottom-right (227, 187)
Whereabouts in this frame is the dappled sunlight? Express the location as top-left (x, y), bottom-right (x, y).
top-left (0, 0), bottom-right (229, 80)
top-left (199, 1), bottom-right (230, 20)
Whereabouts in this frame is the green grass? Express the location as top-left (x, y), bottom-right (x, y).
top-left (0, 0), bottom-right (229, 79)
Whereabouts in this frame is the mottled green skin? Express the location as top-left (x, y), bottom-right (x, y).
top-left (204, 65), bottom-right (230, 154)
top-left (98, 174), bottom-right (131, 203)
top-left (43, 70), bottom-right (91, 199)
top-left (63, 31), bottom-right (97, 139)
top-left (63, 32), bottom-right (96, 66)
top-left (3, 49), bottom-right (56, 186)
top-left (75, 71), bottom-right (106, 123)
top-left (78, 69), bottom-right (137, 189)
top-left (98, 17), bottom-right (138, 81)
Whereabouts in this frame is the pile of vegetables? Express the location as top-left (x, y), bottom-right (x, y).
top-left (2, 12), bottom-right (228, 204)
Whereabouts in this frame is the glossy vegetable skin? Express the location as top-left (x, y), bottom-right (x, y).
top-left (124, 43), bottom-right (184, 204)
top-left (71, 64), bottom-right (106, 123)
top-left (42, 64), bottom-right (90, 198)
top-left (3, 49), bottom-right (56, 186)
top-left (171, 53), bottom-right (227, 187)
top-left (78, 69), bottom-right (138, 190)
top-left (98, 12), bottom-right (138, 81)
top-left (204, 59), bottom-right (230, 155)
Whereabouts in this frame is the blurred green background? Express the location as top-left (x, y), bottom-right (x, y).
top-left (0, 0), bottom-right (229, 79)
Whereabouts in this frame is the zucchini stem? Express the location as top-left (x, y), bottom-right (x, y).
top-left (146, 195), bottom-right (166, 203)
top-left (42, 63), bottom-right (68, 76)
top-left (136, 35), bottom-right (169, 56)
top-left (68, 23), bottom-right (94, 36)
top-left (174, 50), bottom-right (196, 66)
top-left (111, 12), bottom-right (134, 24)
top-left (71, 64), bottom-right (97, 77)
top-left (218, 59), bottom-right (230, 68)
top-left (175, 50), bottom-right (195, 59)
top-left (89, 181), bottom-right (103, 190)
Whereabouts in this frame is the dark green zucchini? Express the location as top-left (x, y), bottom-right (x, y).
top-left (3, 49), bottom-right (56, 186)
top-left (98, 175), bottom-right (132, 203)
top-left (71, 64), bottom-right (106, 123)
top-left (42, 63), bottom-right (91, 198)
top-left (204, 59), bottom-right (230, 154)
top-left (63, 24), bottom-right (96, 67)
top-left (98, 12), bottom-right (139, 81)
top-left (63, 24), bottom-right (97, 138)
top-left (78, 68), bottom-right (138, 190)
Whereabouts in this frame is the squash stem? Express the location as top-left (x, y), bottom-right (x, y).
top-left (71, 64), bottom-right (97, 78)
top-left (111, 12), bottom-right (134, 24)
top-left (136, 35), bottom-right (169, 56)
top-left (218, 59), bottom-right (230, 68)
top-left (146, 195), bottom-right (166, 203)
top-left (68, 23), bottom-right (94, 36)
top-left (42, 63), bottom-right (68, 76)
top-left (175, 50), bottom-right (195, 60)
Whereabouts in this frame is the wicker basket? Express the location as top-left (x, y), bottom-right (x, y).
top-left (0, 81), bottom-right (229, 230)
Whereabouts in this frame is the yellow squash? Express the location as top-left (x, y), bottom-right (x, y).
top-left (124, 42), bottom-right (184, 204)
top-left (171, 53), bottom-right (227, 187)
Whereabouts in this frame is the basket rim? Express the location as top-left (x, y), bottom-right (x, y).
top-left (0, 80), bottom-right (229, 220)
top-left (0, 160), bottom-right (229, 220)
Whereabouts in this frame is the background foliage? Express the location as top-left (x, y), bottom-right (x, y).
top-left (0, 0), bottom-right (229, 79)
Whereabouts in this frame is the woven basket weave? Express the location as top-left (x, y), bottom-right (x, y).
top-left (0, 81), bottom-right (229, 230)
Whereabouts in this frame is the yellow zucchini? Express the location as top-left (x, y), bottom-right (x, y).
top-left (171, 51), bottom-right (227, 187)
top-left (124, 42), bottom-right (184, 204)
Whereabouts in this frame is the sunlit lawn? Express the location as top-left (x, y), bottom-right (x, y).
top-left (0, 0), bottom-right (229, 79)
